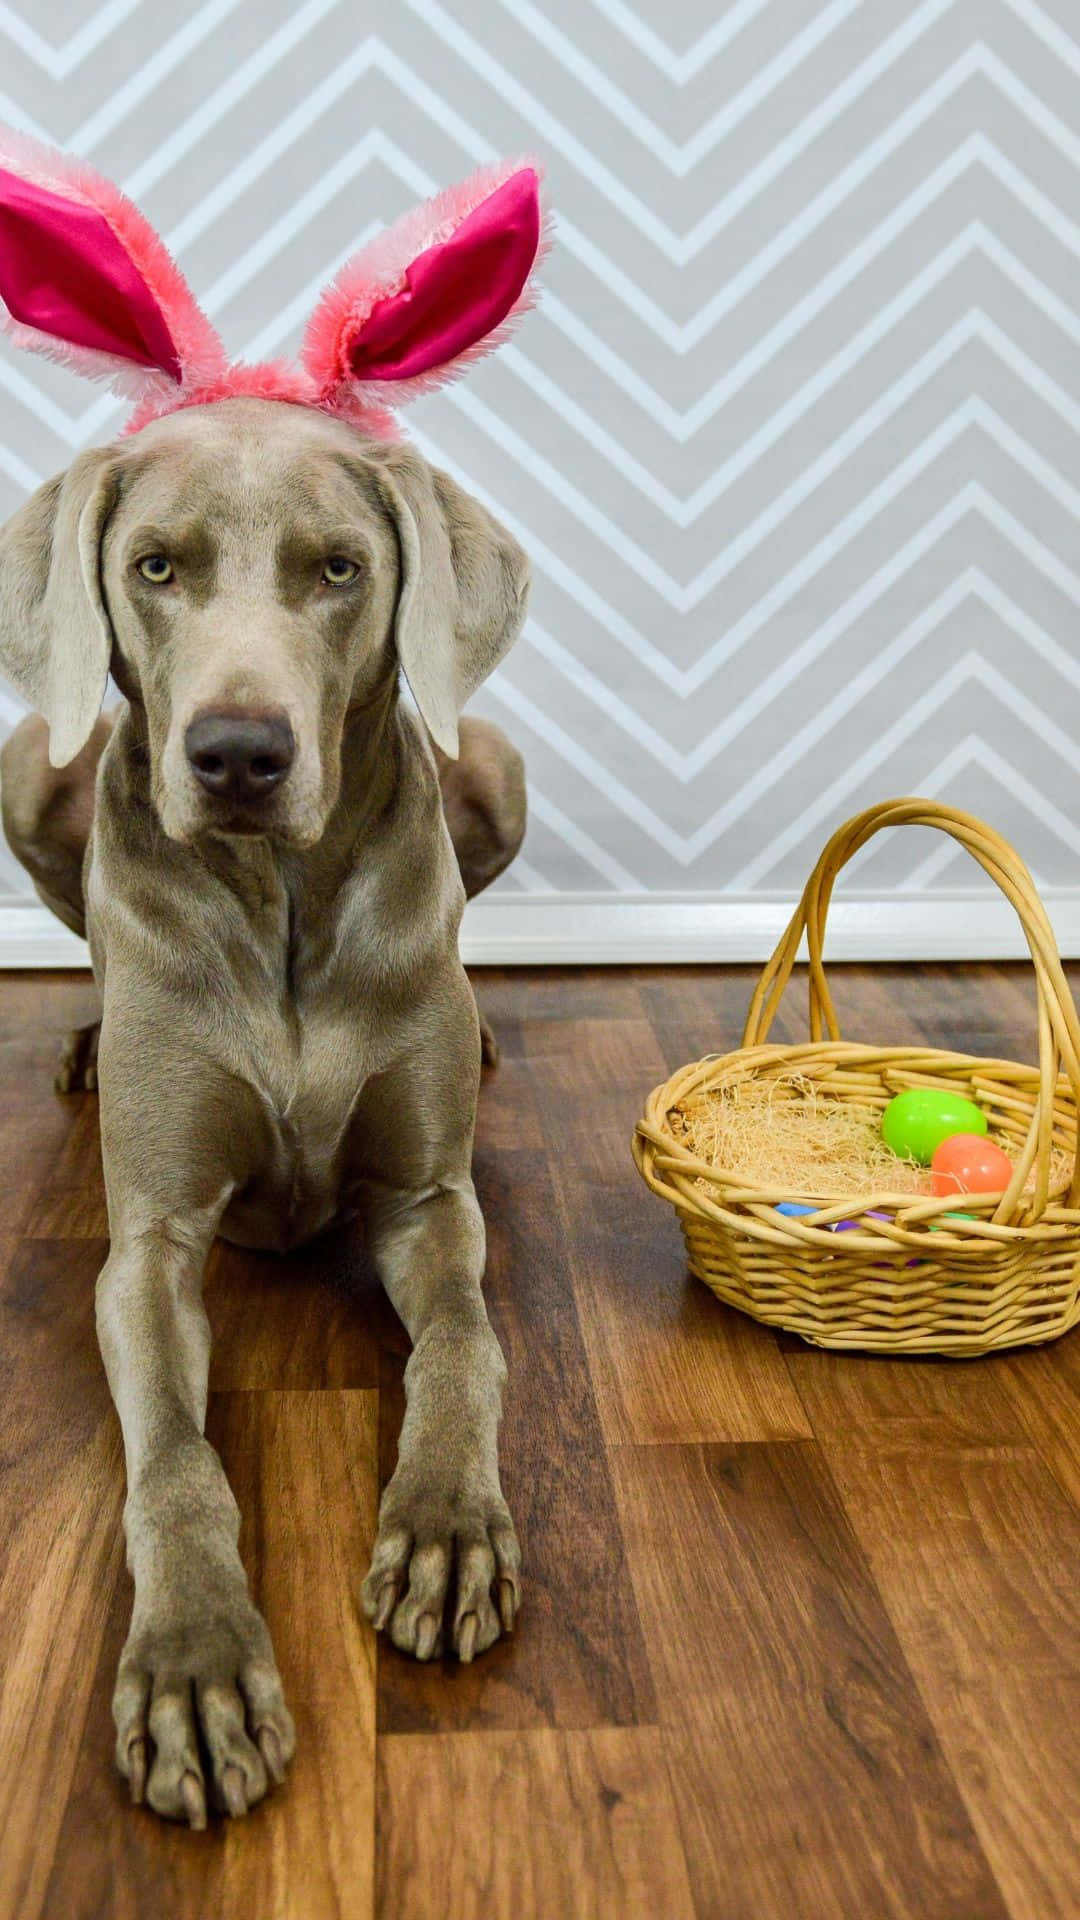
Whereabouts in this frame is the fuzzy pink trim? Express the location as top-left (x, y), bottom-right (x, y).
top-left (300, 157), bottom-right (550, 411)
top-left (0, 125), bottom-right (226, 399)
top-left (123, 357), bottom-right (401, 439)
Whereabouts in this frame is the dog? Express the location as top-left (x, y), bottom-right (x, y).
top-left (0, 133), bottom-right (545, 1827)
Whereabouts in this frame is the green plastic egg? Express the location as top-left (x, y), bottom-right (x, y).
top-left (880, 1088), bottom-right (988, 1164)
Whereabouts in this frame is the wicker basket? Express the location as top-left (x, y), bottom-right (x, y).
top-left (633, 799), bottom-right (1080, 1355)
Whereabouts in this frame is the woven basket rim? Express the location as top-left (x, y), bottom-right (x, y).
top-left (635, 1039), bottom-right (1080, 1235)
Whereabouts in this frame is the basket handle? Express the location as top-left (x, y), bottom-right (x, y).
top-left (740, 798), bottom-right (1080, 1220)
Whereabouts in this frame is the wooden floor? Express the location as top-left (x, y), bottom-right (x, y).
top-left (2, 964), bottom-right (1080, 1919)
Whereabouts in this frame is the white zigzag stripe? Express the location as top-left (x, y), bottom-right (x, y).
top-left (0, 8), bottom-right (1075, 302)
top-left (410, 0), bottom-right (952, 235)
top-left (497, 0), bottom-right (867, 176)
top-left (503, 220), bottom-right (1080, 451)
top-left (524, 0), bottom-right (1080, 178)
top-left (0, 0), bottom-right (142, 76)
top-left (399, 6), bottom-right (1080, 271)
top-left (491, 635), bottom-right (1080, 869)
top-left (497, 273), bottom-right (1080, 507)
top-left (531, 121), bottom-right (1080, 384)
top-left (411, 403), bottom-right (1080, 697)
top-left (528, 568), bottom-right (1080, 786)
top-left (837, 729), bottom-right (1076, 887)
top-left (119, 0), bottom-right (343, 190)
top-left (583, 0), bottom-right (773, 84)
top-left (525, 786), bottom-right (643, 890)
top-left (736, 734), bottom-right (1080, 894)
top-left (78, 0), bottom-right (247, 154)
top-left (0, 0), bottom-right (245, 144)
top-left (453, 311), bottom-right (1080, 550)
top-left (425, 402), bottom-right (1080, 621)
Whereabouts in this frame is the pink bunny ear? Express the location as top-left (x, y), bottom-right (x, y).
top-left (0, 126), bottom-right (226, 401)
top-left (301, 160), bottom-right (546, 411)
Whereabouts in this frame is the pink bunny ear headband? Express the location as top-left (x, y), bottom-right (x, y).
top-left (0, 126), bottom-right (547, 438)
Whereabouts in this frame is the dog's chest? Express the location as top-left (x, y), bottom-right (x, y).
top-left (220, 996), bottom-right (382, 1247)
top-left (247, 967), bottom-right (384, 1144)
top-left (223, 889), bottom-right (412, 1241)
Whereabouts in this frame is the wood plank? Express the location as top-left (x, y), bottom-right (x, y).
top-left (0, 1418), bottom-right (125, 1920)
top-left (525, 1006), bottom-right (812, 1445)
top-left (42, 1092), bottom-right (102, 1186)
top-left (470, 967), bottom-right (651, 1029)
top-left (635, 963), bottom-right (759, 1075)
top-left (0, 1238), bottom-right (110, 1560)
top-left (23, 1184), bottom-right (108, 1238)
top-left (14, 1089), bottom-right (107, 1237)
top-left (219, 1390), bottom-right (378, 1920)
top-left (32, 1566), bottom-right (227, 1920)
top-left (376, 1120), bottom-right (656, 1734)
top-left (0, 1236), bottom-right (125, 1920)
top-left (785, 1344), bottom-right (1030, 1450)
top-left (611, 1440), bottom-right (1008, 1920)
top-left (205, 1229), bottom-right (380, 1392)
top-left (377, 1728), bottom-right (696, 1920)
top-left (42, 1389), bottom-right (380, 1920)
top-left (824, 1439), bottom-right (1080, 1920)
top-left (982, 1337), bottom-right (1080, 1511)
top-left (0, 979), bottom-right (103, 1234)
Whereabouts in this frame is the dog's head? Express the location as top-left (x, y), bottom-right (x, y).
top-left (0, 398), bottom-right (529, 844)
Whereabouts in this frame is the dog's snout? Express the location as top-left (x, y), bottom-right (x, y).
top-left (184, 710), bottom-right (295, 801)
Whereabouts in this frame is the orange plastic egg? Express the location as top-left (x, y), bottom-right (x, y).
top-left (930, 1133), bottom-right (1014, 1196)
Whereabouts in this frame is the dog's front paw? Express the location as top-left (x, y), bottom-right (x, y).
top-left (113, 1589), bottom-right (295, 1826)
top-left (362, 1473), bottom-right (521, 1664)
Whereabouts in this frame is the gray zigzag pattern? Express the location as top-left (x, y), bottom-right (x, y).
top-left (0, 0), bottom-right (1079, 902)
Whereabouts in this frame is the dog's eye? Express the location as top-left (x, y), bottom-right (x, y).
top-left (136, 555), bottom-right (173, 584)
top-left (322, 556), bottom-right (360, 587)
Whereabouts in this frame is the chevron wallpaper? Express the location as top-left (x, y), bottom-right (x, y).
top-left (2, 0), bottom-right (1080, 952)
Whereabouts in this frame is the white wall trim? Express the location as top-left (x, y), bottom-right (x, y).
top-left (5, 890), bottom-right (1080, 967)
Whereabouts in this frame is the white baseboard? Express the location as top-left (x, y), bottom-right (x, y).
top-left (5, 890), bottom-right (1080, 966)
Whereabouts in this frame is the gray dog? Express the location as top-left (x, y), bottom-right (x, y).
top-left (0, 397), bottom-right (530, 1825)
top-left (0, 129), bottom-right (545, 1828)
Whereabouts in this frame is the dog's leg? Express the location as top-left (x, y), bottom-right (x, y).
top-left (361, 1181), bottom-right (520, 1661)
top-left (434, 716), bottom-right (526, 1068)
top-left (434, 716), bottom-right (526, 900)
top-left (0, 709), bottom-right (115, 935)
top-left (98, 1197), bottom-right (295, 1824)
top-left (1, 709), bottom-right (114, 1087)
top-left (356, 1005), bottom-right (520, 1662)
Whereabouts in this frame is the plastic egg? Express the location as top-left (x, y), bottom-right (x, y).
top-left (834, 1210), bottom-right (891, 1232)
top-left (881, 1088), bottom-right (987, 1164)
top-left (931, 1134), bottom-right (1014, 1196)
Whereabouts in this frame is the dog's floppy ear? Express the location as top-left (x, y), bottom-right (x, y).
top-left (374, 448), bottom-right (530, 758)
top-left (0, 449), bottom-right (118, 766)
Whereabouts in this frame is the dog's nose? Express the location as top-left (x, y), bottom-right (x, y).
top-left (184, 710), bottom-right (295, 801)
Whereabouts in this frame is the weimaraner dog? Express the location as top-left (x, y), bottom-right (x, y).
top-left (0, 131), bottom-right (544, 1828)
top-left (0, 399), bottom-right (530, 1825)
